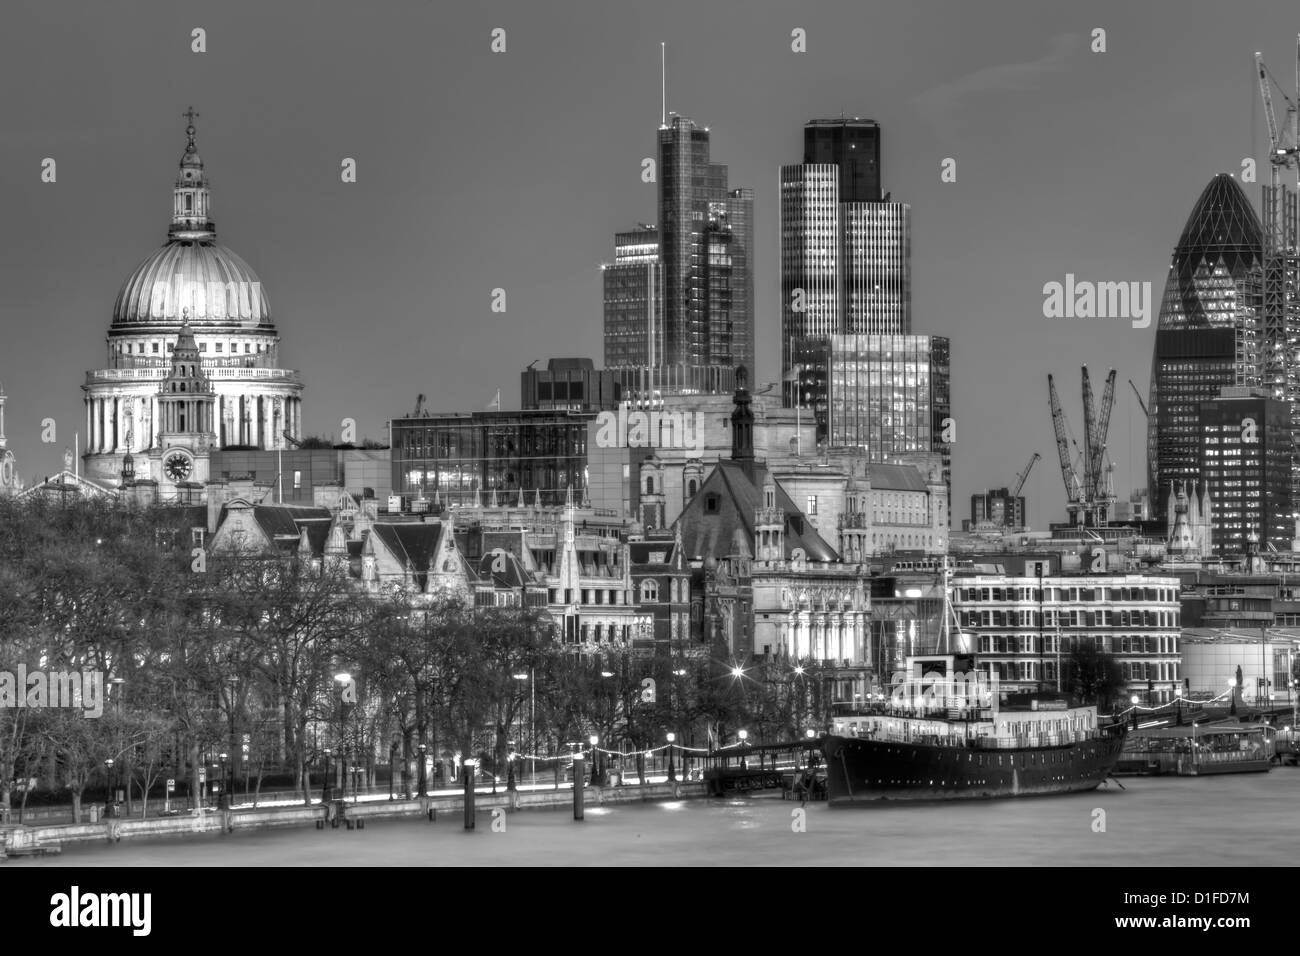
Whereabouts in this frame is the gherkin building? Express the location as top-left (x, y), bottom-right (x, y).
top-left (1147, 174), bottom-right (1263, 517)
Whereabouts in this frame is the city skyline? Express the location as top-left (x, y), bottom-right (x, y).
top-left (3, 0), bottom-right (1299, 530)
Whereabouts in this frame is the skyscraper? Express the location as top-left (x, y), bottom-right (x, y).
top-left (1147, 174), bottom-right (1264, 516)
top-left (657, 115), bottom-right (754, 378)
top-left (602, 226), bottom-right (659, 369)
top-left (1198, 387), bottom-right (1291, 553)
top-left (781, 118), bottom-right (911, 434)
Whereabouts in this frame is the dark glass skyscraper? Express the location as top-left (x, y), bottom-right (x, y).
top-left (601, 116), bottom-right (753, 395)
top-left (802, 117), bottom-right (883, 203)
top-left (1148, 174), bottom-right (1264, 515)
top-left (656, 115), bottom-right (754, 379)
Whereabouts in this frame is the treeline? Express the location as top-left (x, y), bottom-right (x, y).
top-left (0, 498), bottom-right (822, 820)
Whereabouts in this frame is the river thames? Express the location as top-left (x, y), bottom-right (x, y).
top-left (12, 769), bottom-right (1297, 867)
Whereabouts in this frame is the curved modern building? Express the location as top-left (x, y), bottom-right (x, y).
top-left (82, 113), bottom-right (304, 493)
top-left (1147, 174), bottom-right (1263, 516)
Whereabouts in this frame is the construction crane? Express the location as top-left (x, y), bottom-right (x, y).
top-left (1089, 368), bottom-right (1117, 509)
top-left (1011, 452), bottom-right (1040, 498)
top-left (1048, 367), bottom-right (1117, 527)
top-left (1048, 374), bottom-right (1082, 525)
top-left (1255, 42), bottom-right (1300, 409)
top-left (1128, 379), bottom-right (1149, 418)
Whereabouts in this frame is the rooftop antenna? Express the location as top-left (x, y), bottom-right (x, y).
top-left (660, 42), bottom-right (666, 126)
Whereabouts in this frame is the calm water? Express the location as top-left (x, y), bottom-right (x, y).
top-left (12, 768), bottom-right (1298, 867)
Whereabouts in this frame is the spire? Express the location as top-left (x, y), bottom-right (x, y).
top-left (730, 365), bottom-right (754, 463)
top-left (171, 107), bottom-right (214, 240)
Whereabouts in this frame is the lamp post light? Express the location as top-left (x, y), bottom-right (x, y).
top-left (104, 758), bottom-right (114, 817)
top-left (322, 748), bottom-right (332, 804)
top-left (218, 753), bottom-right (229, 808)
top-left (738, 728), bottom-right (749, 771)
top-left (589, 734), bottom-right (600, 786)
top-left (1175, 687), bottom-right (1183, 727)
top-left (1130, 695), bottom-right (1139, 730)
top-left (417, 743), bottom-right (427, 798)
top-left (666, 732), bottom-right (676, 782)
top-left (389, 737), bottom-right (399, 800)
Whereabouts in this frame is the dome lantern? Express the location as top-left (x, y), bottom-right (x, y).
top-left (171, 107), bottom-right (215, 241)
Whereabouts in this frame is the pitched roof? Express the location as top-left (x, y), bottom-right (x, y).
top-left (868, 463), bottom-right (929, 492)
top-left (675, 460), bottom-right (837, 563)
top-left (370, 522), bottom-right (446, 572)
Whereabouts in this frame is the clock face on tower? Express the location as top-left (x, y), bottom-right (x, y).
top-left (164, 453), bottom-right (192, 482)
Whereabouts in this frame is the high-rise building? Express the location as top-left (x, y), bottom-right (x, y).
top-left (602, 226), bottom-right (659, 369)
top-left (781, 118), bottom-right (911, 433)
top-left (801, 117), bottom-right (883, 204)
top-left (822, 333), bottom-right (951, 506)
top-left (1147, 174), bottom-right (1263, 516)
top-left (1198, 386), bottom-right (1292, 553)
top-left (602, 115), bottom-right (752, 398)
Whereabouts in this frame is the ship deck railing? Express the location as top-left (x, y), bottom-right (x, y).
top-left (839, 726), bottom-right (1103, 750)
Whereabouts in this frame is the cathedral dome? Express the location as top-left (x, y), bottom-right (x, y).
top-left (109, 108), bottom-right (273, 332)
top-left (111, 240), bottom-right (272, 330)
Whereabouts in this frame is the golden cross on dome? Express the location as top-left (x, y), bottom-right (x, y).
top-left (184, 106), bottom-right (200, 127)
top-left (183, 107), bottom-right (199, 150)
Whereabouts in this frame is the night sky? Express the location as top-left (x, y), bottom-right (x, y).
top-left (2, 0), bottom-right (1297, 528)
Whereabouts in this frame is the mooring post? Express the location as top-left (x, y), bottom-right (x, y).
top-left (463, 764), bottom-right (476, 830)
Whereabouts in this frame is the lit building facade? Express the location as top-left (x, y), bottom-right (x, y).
top-left (82, 113), bottom-right (304, 496)
top-left (602, 227), bottom-right (660, 370)
top-left (1198, 387), bottom-right (1292, 553)
top-left (652, 115), bottom-right (754, 387)
top-left (1148, 174), bottom-right (1263, 516)
top-left (780, 118), bottom-right (909, 420)
top-left (953, 566), bottom-right (1182, 701)
top-left (388, 410), bottom-right (594, 509)
top-left (825, 334), bottom-right (951, 506)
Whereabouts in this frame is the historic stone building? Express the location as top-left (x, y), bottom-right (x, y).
top-left (82, 111), bottom-right (304, 497)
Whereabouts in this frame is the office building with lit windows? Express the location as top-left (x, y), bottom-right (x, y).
top-left (388, 410), bottom-right (594, 509)
top-left (1198, 386), bottom-right (1292, 553)
top-left (952, 562), bottom-right (1182, 701)
top-left (781, 118), bottom-right (910, 424)
top-left (602, 227), bottom-right (660, 371)
top-left (1148, 174), bottom-right (1264, 517)
top-left (822, 334), bottom-right (950, 505)
top-left (601, 117), bottom-right (753, 397)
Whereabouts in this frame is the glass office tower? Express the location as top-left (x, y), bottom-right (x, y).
top-left (826, 333), bottom-right (951, 502)
top-left (1148, 174), bottom-right (1264, 515)
top-left (656, 115), bottom-right (754, 378)
top-left (781, 118), bottom-right (911, 427)
top-left (1198, 388), bottom-right (1292, 553)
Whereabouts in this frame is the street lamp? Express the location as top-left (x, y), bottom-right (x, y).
top-left (666, 732), bottom-right (676, 782)
top-left (513, 670), bottom-right (535, 788)
top-left (417, 743), bottom-right (427, 797)
top-left (589, 734), bottom-right (600, 786)
top-left (738, 728), bottom-right (749, 770)
top-left (322, 748), bottom-right (332, 804)
top-left (1130, 695), bottom-right (1139, 730)
top-left (389, 736), bottom-right (400, 800)
top-left (104, 758), bottom-right (114, 817)
top-left (218, 753), bottom-right (229, 808)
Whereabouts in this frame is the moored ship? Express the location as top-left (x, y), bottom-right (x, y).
top-left (822, 662), bottom-right (1127, 803)
top-left (821, 563), bottom-right (1126, 803)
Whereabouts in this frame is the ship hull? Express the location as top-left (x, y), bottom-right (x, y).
top-left (822, 732), bottom-right (1126, 804)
